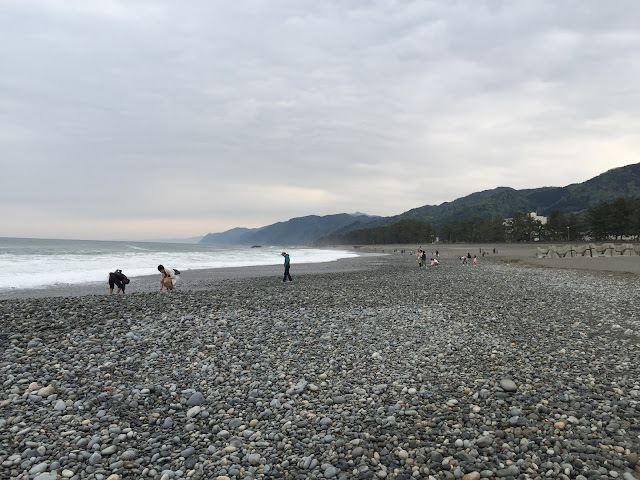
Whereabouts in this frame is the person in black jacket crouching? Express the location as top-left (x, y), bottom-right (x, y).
top-left (108, 269), bottom-right (130, 294)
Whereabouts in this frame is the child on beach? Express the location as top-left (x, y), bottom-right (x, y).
top-left (158, 265), bottom-right (180, 290)
top-left (473, 255), bottom-right (478, 266)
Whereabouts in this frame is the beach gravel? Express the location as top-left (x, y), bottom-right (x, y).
top-left (1, 252), bottom-right (640, 479)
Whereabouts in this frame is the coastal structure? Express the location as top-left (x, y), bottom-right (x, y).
top-left (536, 243), bottom-right (639, 258)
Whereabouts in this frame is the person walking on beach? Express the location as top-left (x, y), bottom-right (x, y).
top-left (158, 265), bottom-right (180, 291)
top-left (473, 255), bottom-right (478, 266)
top-left (281, 252), bottom-right (292, 282)
top-left (108, 269), bottom-right (129, 294)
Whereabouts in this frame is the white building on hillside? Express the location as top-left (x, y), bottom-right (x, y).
top-left (529, 212), bottom-right (547, 224)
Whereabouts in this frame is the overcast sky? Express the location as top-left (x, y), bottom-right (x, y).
top-left (1, 1), bottom-right (639, 241)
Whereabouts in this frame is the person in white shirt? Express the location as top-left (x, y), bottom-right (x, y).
top-left (158, 265), bottom-right (180, 290)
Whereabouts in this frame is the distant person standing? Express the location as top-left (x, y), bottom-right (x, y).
top-left (108, 269), bottom-right (129, 294)
top-left (158, 265), bottom-right (180, 290)
top-left (473, 255), bottom-right (478, 266)
top-left (281, 252), bottom-right (292, 282)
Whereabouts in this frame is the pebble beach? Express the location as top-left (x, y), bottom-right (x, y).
top-left (1, 248), bottom-right (639, 480)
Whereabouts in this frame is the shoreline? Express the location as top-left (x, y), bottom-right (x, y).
top-left (3, 243), bottom-right (640, 300)
top-left (0, 253), bottom-right (387, 301)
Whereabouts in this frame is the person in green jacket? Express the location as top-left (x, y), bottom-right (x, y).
top-left (281, 252), bottom-right (292, 282)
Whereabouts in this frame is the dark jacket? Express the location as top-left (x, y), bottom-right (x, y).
top-left (109, 271), bottom-right (129, 284)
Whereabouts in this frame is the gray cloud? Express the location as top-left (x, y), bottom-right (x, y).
top-left (1, 0), bottom-right (639, 239)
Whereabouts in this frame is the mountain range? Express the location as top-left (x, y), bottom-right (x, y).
top-left (200, 163), bottom-right (640, 245)
top-left (200, 213), bottom-right (378, 245)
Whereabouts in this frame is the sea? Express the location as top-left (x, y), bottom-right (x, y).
top-left (0, 237), bottom-right (360, 292)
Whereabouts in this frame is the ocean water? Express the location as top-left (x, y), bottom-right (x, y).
top-left (0, 237), bottom-right (359, 291)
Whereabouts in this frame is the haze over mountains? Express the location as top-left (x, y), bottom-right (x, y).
top-left (200, 163), bottom-right (640, 246)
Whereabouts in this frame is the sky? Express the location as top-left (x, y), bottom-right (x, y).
top-left (1, 1), bottom-right (639, 241)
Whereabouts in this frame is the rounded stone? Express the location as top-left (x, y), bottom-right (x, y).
top-left (499, 379), bottom-right (517, 392)
top-left (186, 392), bottom-right (205, 406)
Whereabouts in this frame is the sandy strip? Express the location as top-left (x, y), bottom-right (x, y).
top-left (355, 243), bottom-right (640, 276)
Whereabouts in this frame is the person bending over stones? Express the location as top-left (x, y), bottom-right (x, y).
top-left (158, 265), bottom-right (180, 291)
top-left (108, 269), bottom-right (129, 294)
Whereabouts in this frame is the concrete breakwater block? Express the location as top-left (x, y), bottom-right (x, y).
top-left (536, 243), bottom-right (638, 258)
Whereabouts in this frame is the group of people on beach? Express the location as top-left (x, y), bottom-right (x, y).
top-left (412, 247), bottom-right (487, 268)
top-left (107, 265), bottom-right (180, 294)
top-left (417, 249), bottom-right (440, 268)
top-left (107, 253), bottom-right (293, 294)
top-left (460, 253), bottom-right (478, 265)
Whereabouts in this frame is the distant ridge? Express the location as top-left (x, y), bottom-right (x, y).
top-left (199, 227), bottom-right (258, 245)
top-left (201, 163), bottom-right (640, 245)
top-left (200, 213), bottom-right (379, 246)
top-left (377, 163), bottom-right (640, 228)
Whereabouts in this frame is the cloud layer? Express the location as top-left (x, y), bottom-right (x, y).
top-left (2, 1), bottom-right (639, 239)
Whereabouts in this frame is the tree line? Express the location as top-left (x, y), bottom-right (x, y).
top-left (316, 197), bottom-right (640, 245)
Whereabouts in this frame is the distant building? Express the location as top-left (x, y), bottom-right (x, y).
top-left (529, 212), bottom-right (547, 224)
top-left (503, 212), bottom-right (547, 242)
top-left (503, 212), bottom-right (547, 226)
